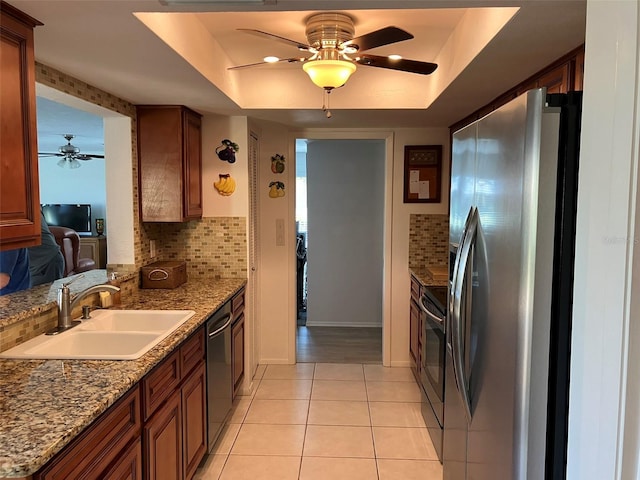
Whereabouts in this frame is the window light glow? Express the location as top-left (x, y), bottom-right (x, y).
top-left (263, 56), bottom-right (280, 63)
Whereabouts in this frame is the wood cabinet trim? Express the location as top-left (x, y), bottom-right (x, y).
top-left (143, 391), bottom-right (182, 480)
top-left (36, 387), bottom-right (141, 480)
top-left (142, 350), bottom-right (181, 421)
top-left (181, 362), bottom-right (207, 480)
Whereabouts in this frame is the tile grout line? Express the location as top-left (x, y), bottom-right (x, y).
top-left (297, 362), bottom-right (316, 479)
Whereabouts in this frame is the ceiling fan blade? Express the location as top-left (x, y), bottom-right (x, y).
top-left (75, 154), bottom-right (105, 160)
top-left (343, 27), bottom-right (413, 52)
top-left (238, 29), bottom-right (312, 51)
top-left (38, 152), bottom-right (64, 157)
top-left (356, 54), bottom-right (438, 75)
top-left (228, 57), bottom-right (307, 70)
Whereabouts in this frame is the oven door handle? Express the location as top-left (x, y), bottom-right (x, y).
top-left (418, 295), bottom-right (445, 327)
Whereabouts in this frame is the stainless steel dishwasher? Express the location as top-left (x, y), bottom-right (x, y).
top-left (205, 300), bottom-right (233, 452)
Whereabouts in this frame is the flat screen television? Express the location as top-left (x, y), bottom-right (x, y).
top-left (42, 204), bottom-right (92, 234)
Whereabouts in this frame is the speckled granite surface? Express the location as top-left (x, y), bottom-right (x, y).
top-left (0, 278), bottom-right (246, 478)
top-left (410, 267), bottom-right (449, 288)
top-left (0, 270), bottom-right (137, 329)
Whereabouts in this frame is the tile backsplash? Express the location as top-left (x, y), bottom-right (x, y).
top-left (409, 214), bottom-right (449, 269)
top-left (143, 217), bottom-right (247, 280)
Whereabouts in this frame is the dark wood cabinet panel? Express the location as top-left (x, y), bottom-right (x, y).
top-left (573, 50), bottom-right (584, 91)
top-left (180, 328), bottom-right (205, 379)
top-left (232, 312), bottom-right (245, 399)
top-left (102, 438), bottom-right (142, 480)
top-left (0, 2), bottom-right (42, 249)
top-left (37, 387), bottom-right (140, 480)
top-left (142, 350), bottom-right (181, 421)
top-left (538, 62), bottom-right (570, 94)
top-left (144, 391), bottom-right (182, 480)
top-left (137, 106), bottom-right (202, 222)
top-left (409, 275), bottom-right (423, 382)
top-left (181, 362), bottom-right (206, 480)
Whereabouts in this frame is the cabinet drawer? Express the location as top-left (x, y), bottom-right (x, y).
top-left (232, 288), bottom-right (245, 315)
top-left (37, 387), bottom-right (140, 480)
top-left (181, 326), bottom-right (204, 379)
top-left (410, 275), bottom-right (421, 300)
top-left (102, 438), bottom-right (142, 480)
top-left (142, 350), bottom-right (181, 421)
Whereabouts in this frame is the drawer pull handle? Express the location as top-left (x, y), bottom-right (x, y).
top-left (147, 269), bottom-right (169, 281)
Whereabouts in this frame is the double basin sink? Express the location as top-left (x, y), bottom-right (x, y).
top-left (0, 309), bottom-right (196, 360)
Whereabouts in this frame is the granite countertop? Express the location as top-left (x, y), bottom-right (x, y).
top-left (0, 269), bottom-right (137, 329)
top-left (410, 266), bottom-right (449, 288)
top-left (0, 278), bottom-right (246, 478)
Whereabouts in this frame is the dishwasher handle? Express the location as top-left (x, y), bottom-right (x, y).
top-left (207, 313), bottom-right (233, 337)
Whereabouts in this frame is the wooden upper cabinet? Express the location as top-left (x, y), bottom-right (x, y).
top-left (537, 62), bottom-right (570, 94)
top-left (137, 106), bottom-right (203, 222)
top-left (0, 2), bottom-right (42, 250)
top-left (573, 50), bottom-right (585, 91)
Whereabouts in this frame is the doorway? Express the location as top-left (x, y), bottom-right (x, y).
top-left (295, 138), bottom-right (386, 363)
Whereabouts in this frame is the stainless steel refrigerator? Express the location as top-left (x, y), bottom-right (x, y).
top-left (444, 88), bottom-right (581, 480)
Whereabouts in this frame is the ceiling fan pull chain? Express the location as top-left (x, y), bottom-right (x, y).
top-left (323, 88), bottom-right (332, 119)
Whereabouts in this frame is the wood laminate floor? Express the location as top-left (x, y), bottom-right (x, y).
top-left (296, 326), bottom-right (382, 364)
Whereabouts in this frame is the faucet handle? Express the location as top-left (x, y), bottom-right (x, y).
top-left (62, 274), bottom-right (85, 288)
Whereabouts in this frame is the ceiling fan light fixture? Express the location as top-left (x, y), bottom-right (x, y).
top-left (57, 158), bottom-right (81, 169)
top-left (303, 59), bottom-right (356, 90)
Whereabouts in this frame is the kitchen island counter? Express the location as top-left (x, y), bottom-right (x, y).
top-left (0, 278), bottom-right (246, 478)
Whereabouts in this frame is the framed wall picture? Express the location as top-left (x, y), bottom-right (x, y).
top-left (403, 145), bottom-right (442, 203)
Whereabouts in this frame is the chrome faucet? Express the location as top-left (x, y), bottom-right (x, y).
top-left (47, 276), bottom-right (120, 335)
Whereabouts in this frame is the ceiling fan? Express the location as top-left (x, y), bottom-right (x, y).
top-left (229, 12), bottom-right (438, 91)
top-left (38, 134), bottom-right (105, 169)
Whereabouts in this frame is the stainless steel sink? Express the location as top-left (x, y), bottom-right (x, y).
top-left (0, 309), bottom-right (196, 360)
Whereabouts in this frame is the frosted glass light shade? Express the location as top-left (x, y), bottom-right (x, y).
top-left (303, 60), bottom-right (356, 89)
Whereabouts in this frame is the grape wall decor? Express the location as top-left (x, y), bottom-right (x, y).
top-left (271, 154), bottom-right (285, 174)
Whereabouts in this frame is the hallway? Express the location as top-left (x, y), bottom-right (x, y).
top-left (194, 363), bottom-right (442, 480)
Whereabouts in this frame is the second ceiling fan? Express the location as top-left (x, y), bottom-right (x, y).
top-left (230, 12), bottom-right (438, 90)
top-left (38, 134), bottom-right (104, 169)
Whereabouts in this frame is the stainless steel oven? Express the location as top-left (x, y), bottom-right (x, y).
top-left (418, 285), bottom-right (447, 462)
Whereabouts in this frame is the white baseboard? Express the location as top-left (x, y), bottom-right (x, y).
top-left (389, 360), bottom-right (411, 368)
top-left (304, 321), bottom-right (382, 328)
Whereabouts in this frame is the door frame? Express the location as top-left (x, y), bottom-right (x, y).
top-left (288, 130), bottom-right (394, 365)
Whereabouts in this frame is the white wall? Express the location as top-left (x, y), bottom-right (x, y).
top-left (567, 1), bottom-right (640, 478)
top-left (202, 115), bottom-right (249, 218)
top-left (252, 124), bottom-right (449, 365)
top-left (305, 139), bottom-right (385, 327)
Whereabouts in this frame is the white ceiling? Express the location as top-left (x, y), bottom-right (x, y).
top-left (12, 0), bottom-right (586, 152)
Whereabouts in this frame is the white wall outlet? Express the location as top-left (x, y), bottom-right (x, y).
top-left (276, 219), bottom-right (285, 246)
top-left (150, 239), bottom-right (156, 258)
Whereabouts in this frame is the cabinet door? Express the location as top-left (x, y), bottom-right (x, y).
top-left (144, 391), bottom-right (182, 480)
top-left (102, 438), bottom-right (142, 480)
top-left (181, 362), bottom-right (206, 480)
top-left (183, 110), bottom-right (202, 219)
top-left (37, 387), bottom-right (140, 480)
top-left (0, 5), bottom-right (41, 249)
top-left (142, 350), bottom-right (181, 421)
top-left (232, 313), bottom-right (245, 399)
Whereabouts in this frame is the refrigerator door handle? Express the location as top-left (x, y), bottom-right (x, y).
top-left (452, 206), bottom-right (478, 423)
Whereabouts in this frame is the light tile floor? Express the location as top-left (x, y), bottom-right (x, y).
top-left (194, 363), bottom-right (443, 480)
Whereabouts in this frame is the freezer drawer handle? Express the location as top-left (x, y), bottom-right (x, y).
top-left (451, 205), bottom-right (478, 423)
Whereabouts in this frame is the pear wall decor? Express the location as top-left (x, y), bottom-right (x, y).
top-left (268, 181), bottom-right (285, 198)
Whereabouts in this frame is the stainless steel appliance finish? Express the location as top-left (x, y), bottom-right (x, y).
top-left (206, 301), bottom-right (233, 452)
top-left (418, 285), bottom-right (446, 461)
top-left (444, 89), bottom-right (581, 480)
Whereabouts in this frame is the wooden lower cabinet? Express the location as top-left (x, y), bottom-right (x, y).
top-left (231, 312), bottom-right (245, 399)
top-left (102, 438), bottom-right (143, 480)
top-left (181, 363), bottom-right (207, 480)
top-left (143, 328), bottom-right (206, 480)
top-left (36, 387), bottom-right (141, 480)
top-left (34, 326), bottom-right (207, 480)
top-left (144, 391), bottom-right (182, 480)
top-left (409, 275), bottom-right (423, 383)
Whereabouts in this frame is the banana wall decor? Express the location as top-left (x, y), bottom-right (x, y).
top-left (268, 181), bottom-right (285, 198)
top-left (214, 174), bottom-right (236, 196)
